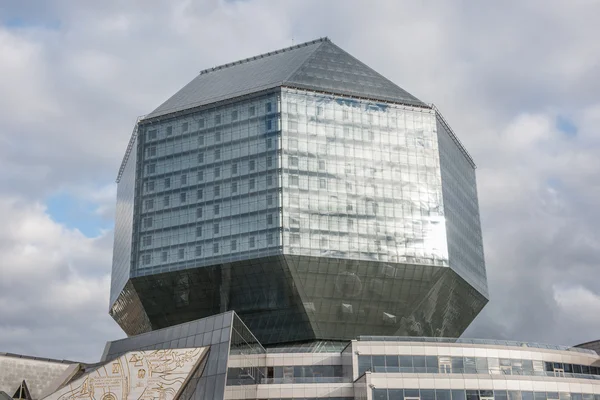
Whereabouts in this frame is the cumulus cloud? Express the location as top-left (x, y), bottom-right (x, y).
top-left (0, 0), bottom-right (599, 361)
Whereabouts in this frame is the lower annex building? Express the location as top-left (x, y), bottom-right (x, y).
top-left (2, 38), bottom-right (599, 400)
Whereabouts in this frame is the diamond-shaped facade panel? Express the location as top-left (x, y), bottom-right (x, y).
top-left (110, 38), bottom-right (488, 345)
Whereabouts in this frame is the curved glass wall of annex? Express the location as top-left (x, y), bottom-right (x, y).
top-left (134, 94), bottom-right (282, 276)
top-left (280, 88), bottom-right (448, 266)
top-left (358, 354), bottom-right (600, 380)
top-left (373, 389), bottom-right (600, 400)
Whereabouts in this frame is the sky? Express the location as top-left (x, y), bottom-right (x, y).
top-left (0, 0), bottom-right (599, 363)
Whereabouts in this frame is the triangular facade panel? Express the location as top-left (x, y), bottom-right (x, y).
top-left (285, 40), bottom-right (426, 107)
top-left (146, 40), bottom-right (323, 119)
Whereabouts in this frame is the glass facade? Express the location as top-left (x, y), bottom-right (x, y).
top-left (109, 38), bottom-right (488, 345)
top-left (373, 389), bottom-right (600, 400)
top-left (280, 88), bottom-right (447, 265)
top-left (436, 116), bottom-right (487, 296)
top-left (133, 94), bottom-right (281, 275)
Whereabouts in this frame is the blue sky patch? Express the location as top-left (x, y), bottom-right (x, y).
top-left (556, 115), bottom-right (578, 137)
top-left (46, 192), bottom-right (112, 237)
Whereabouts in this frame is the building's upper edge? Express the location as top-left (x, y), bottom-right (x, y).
top-left (142, 37), bottom-right (428, 121)
top-left (357, 336), bottom-right (597, 355)
top-left (432, 104), bottom-right (477, 169)
top-left (198, 37), bottom-right (330, 76)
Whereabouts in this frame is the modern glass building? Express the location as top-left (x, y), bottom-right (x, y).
top-left (109, 37), bottom-right (488, 345)
top-left (3, 38), bottom-right (600, 400)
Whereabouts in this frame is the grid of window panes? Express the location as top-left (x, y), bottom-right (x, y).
top-left (280, 88), bottom-right (448, 265)
top-left (436, 117), bottom-right (487, 297)
top-left (358, 355), bottom-right (600, 379)
top-left (227, 365), bottom-right (348, 385)
top-left (134, 94), bottom-right (281, 274)
top-left (110, 136), bottom-right (138, 306)
top-left (373, 389), bottom-right (600, 400)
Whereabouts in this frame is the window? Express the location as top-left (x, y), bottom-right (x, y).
top-left (347, 203), bottom-right (353, 211)
top-left (180, 192), bottom-right (187, 203)
top-left (289, 138), bottom-right (298, 149)
top-left (166, 126), bottom-right (172, 136)
top-left (231, 163), bottom-right (238, 174)
top-left (198, 152), bottom-right (204, 163)
top-left (318, 160), bottom-right (326, 170)
top-left (145, 199), bottom-right (154, 210)
top-left (290, 233), bottom-right (300, 244)
top-left (319, 178), bottom-right (327, 189)
top-left (161, 251), bottom-right (167, 262)
top-left (267, 233), bottom-right (274, 245)
top-left (343, 126), bottom-right (350, 136)
top-left (213, 242), bottom-right (219, 253)
top-left (231, 181), bottom-right (237, 193)
top-left (266, 102), bottom-right (272, 113)
top-left (142, 235), bottom-right (152, 246)
top-left (266, 119), bottom-right (272, 130)
top-left (197, 189), bottom-right (203, 200)
top-left (196, 207), bottom-right (203, 218)
top-left (290, 156), bottom-right (298, 167)
top-left (214, 185), bottom-right (220, 197)
top-left (346, 182), bottom-right (353, 191)
top-left (195, 246), bottom-right (202, 257)
top-left (267, 194), bottom-right (273, 205)
top-left (347, 219), bottom-right (354, 229)
top-left (197, 170), bottom-right (204, 181)
top-left (249, 105), bottom-right (255, 116)
top-left (288, 120), bottom-right (298, 130)
top-left (231, 110), bottom-right (238, 120)
top-left (198, 135), bottom-right (204, 146)
top-left (290, 175), bottom-right (299, 186)
top-left (143, 217), bottom-right (153, 228)
top-left (249, 160), bottom-right (255, 170)
top-left (316, 106), bottom-right (323, 116)
top-left (163, 195), bottom-right (170, 207)
top-left (288, 102), bottom-right (297, 113)
top-left (147, 129), bottom-right (157, 140)
top-left (267, 138), bottom-right (272, 148)
top-left (267, 175), bottom-right (273, 186)
top-left (214, 167), bottom-right (220, 178)
top-left (147, 164), bottom-right (156, 174)
top-left (198, 118), bottom-right (205, 129)
top-left (196, 226), bottom-right (203, 237)
top-left (214, 204), bottom-right (220, 215)
top-left (214, 149), bottom-right (220, 160)
top-left (215, 131), bottom-right (221, 142)
top-left (182, 122), bottom-right (189, 132)
top-left (249, 236), bottom-right (255, 248)
top-left (142, 254), bottom-right (151, 265)
top-left (320, 237), bottom-right (328, 247)
top-left (181, 174), bottom-right (187, 185)
top-left (148, 146), bottom-right (157, 157)
top-left (249, 178), bottom-right (255, 190)
top-left (146, 181), bottom-right (155, 192)
top-left (164, 177), bottom-right (171, 188)
top-left (231, 239), bottom-right (237, 251)
top-left (267, 214), bottom-right (273, 225)
top-left (178, 248), bottom-right (184, 259)
top-left (214, 114), bottom-right (221, 125)
top-left (213, 223), bottom-right (219, 234)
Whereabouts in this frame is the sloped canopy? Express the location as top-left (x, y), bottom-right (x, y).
top-left (145, 38), bottom-right (426, 120)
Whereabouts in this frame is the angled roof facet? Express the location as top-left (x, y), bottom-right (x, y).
top-left (145, 38), bottom-right (426, 120)
top-left (285, 40), bottom-right (426, 107)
